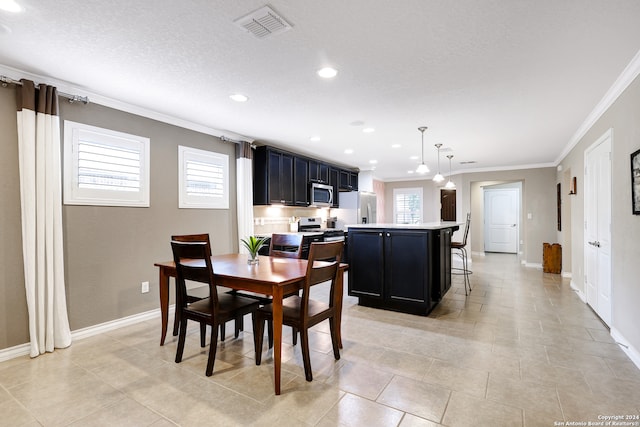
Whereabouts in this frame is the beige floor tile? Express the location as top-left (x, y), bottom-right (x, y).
top-left (423, 359), bottom-right (488, 398)
top-left (0, 398), bottom-right (39, 426)
top-left (399, 413), bottom-right (443, 426)
top-left (326, 361), bottom-right (394, 400)
top-left (377, 375), bottom-right (450, 423)
top-left (67, 397), bottom-right (163, 426)
top-left (486, 373), bottom-right (563, 422)
top-left (317, 392), bottom-right (404, 427)
top-left (442, 391), bottom-right (523, 427)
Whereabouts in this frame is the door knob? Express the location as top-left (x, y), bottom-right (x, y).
top-left (511, 224), bottom-right (516, 227)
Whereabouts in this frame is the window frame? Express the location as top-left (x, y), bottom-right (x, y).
top-left (393, 187), bottom-right (423, 224)
top-left (63, 120), bottom-right (150, 207)
top-left (178, 145), bottom-right (229, 209)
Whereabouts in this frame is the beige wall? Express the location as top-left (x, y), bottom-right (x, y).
top-left (558, 74), bottom-right (640, 354)
top-left (0, 88), bottom-right (237, 350)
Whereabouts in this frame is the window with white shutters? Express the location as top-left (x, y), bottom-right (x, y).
top-left (63, 121), bottom-right (150, 207)
top-left (178, 146), bottom-right (229, 209)
top-left (393, 188), bottom-right (423, 224)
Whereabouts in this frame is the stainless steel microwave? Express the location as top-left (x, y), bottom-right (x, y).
top-left (310, 182), bottom-right (333, 207)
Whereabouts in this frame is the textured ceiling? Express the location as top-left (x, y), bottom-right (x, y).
top-left (1, 0), bottom-right (640, 180)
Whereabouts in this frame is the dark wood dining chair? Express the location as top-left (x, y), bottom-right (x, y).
top-left (171, 240), bottom-right (260, 376)
top-left (171, 234), bottom-right (243, 341)
top-left (253, 240), bottom-right (344, 382)
top-left (269, 233), bottom-right (303, 258)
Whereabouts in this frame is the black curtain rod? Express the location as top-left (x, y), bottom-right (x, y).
top-left (0, 75), bottom-right (89, 105)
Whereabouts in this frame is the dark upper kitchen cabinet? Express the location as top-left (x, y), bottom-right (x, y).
top-left (253, 146), bottom-right (294, 205)
top-left (329, 167), bottom-right (340, 208)
top-left (309, 160), bottom-right (330, 184)
top-left (293, 156), bottom-right (309, 206)
top-left (339, 169), bottom-right (358, 191)
top-left (254, 144), bottom-right (359, 205)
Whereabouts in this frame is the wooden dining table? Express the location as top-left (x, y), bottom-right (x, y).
top-left (154, 253), bottom-right (346, 395)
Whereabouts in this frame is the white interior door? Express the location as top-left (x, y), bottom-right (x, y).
top-left (584, 130), bottom-right (612, 326)
top-left (484, 188), bottom-right (519, 253)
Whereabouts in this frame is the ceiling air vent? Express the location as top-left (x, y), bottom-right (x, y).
top-left (234, 6), bottom-right (292, 39)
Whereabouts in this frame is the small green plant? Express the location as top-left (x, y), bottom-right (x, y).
top-left (240, 235), bottom-right (268, 262)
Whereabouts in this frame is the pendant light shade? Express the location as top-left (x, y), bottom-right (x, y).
top-left (445, 154), bottom-right (455, 189)
top-left (416, 127), bottom-right (429, 174)
top-left (433, 143), bottom-right (444, 182)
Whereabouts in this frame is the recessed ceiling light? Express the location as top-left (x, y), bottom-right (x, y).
top-left (229, 93), bottom-right (248, 102)
top-left (0, 0), bottom-right (22, 12)
top-left (317, 67), bottom-right (338, 78)
top-left (369, 160), bottom-right (378, 164)
top-left (391, 144), bottom-right (401, 148)
top-left (362, 127), bottom-right (375, 133)
top-left (344, 149), bottom-right (354, 154)
top-left (408, 170), bottom-right (414, 174)
top-left (309, 136), bottom-right (321, 142)
top-left (410, 155), bottom-right (418, 160)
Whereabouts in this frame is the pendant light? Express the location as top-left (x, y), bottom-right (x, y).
top-left (416, 127), bottom-right (429, 174)
top-left (445, 154), bottom-right (455, 189)
top-left (433, 143), bottom-right (444, 182)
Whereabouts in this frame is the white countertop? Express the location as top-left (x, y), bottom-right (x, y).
top-left (255, 231), bottom-right (325, 238)
top-left (346, 222), bottom-right (461, 230)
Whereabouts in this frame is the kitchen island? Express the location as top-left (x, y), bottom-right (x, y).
top-left (347, 222), bottom-right (459, 315)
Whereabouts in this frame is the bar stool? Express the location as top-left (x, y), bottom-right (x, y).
top-left (451, 213), bottom-right (472, 295)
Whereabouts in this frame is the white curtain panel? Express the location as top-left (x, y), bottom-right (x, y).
top-left (236, 141), bottom-right (254, 253)
top-left (16, 80), bottom-right (72, 357)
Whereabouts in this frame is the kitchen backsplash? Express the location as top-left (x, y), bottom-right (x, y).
top-left (253, 206), bottom-right (330, 235)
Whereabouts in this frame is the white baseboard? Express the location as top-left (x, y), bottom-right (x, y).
top-left (610, 327), bottom-right (640, 371)
top-left (0, 305), bottom-right (175, 363)
top-left (471, 251), bottom-right (485, 258)
top-left (524, 262), bottom-right (543, 269)
top-left (570, 280), bottom-right (586, 303)
top-left (562, 271), bottom-right (572, 279)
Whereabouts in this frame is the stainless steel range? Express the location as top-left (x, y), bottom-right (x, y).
top-left (298, 217), bottom-right (345, 242)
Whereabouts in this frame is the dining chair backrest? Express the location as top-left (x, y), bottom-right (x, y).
top-left (300, 241), bottom-right (343, 316)
top-left (170, 240), bottom-right (218, 311)
top-left (269, 233), bottom-right (304, 259)
top-left (171, 233), bottom-right (211, 245)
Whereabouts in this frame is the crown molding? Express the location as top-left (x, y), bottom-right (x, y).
top-left (0, 63), bottom-right (252, 143)
top-left (555, 48), bottom-right (640, 164)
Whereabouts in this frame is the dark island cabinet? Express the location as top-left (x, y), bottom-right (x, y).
top-left (347, 229), bottom-right (385, 298)
top-left (348, 226), bottom-right (455, 315)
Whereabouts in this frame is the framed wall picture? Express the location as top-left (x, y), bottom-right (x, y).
top-left (632, 148), bottom-right (640, 215)
top-left (557, 183), bottom-right (561, 231)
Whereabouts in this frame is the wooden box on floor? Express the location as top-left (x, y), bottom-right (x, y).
top-left (543, 243), bottom-right (562, 274)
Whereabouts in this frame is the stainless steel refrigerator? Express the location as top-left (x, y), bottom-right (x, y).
top-left (334, 191), bottom-right (377, 228)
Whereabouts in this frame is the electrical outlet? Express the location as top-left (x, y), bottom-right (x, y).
top-left (141, 281), bottom-right (149, 293)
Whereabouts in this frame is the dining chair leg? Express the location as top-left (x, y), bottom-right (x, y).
top-left (253, 314), bottom-right (265, 366)
top-left (175, 318), bottom-right (188, 363)
top-left (267, 320), bottom-right (274, 349)
top-left (292, 327), bottom-right (298, 345)
top-left (299, 329), bottom-right (313, 382)
top-left (205, 322), bottom-right (219, 376)
top-left (200, 323), bottom-right (206, 347)
top-left (235, 315), bottom-right (243, 338)
top-left (220, 323), bottom-right (226, 341)
top-left (329, 317), bottom-right (341, 360)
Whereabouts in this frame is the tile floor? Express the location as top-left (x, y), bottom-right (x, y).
top-left (1, 253), bottom-right (639, 426)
